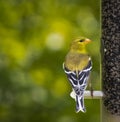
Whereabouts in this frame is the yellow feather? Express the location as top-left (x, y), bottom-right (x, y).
top-left (64, 38), bottom-right (91, 71)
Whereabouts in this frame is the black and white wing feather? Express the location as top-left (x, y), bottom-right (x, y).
top-left (63, 58), bottom-right (92, 93)
top-left (63, 58), bottom-right (92, 112)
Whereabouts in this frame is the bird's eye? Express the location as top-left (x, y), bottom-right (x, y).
top-left (79, 39), bottom-right (84, 42)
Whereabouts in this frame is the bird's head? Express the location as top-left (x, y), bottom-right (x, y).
top-left (70, 37), bottom-right (91, 54)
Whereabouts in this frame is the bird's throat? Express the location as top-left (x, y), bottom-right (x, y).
top-left (70, 48), bottom-right (87, 54)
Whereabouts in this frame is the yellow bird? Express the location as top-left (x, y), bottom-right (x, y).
top-left (63, 37), bottom-right (92, 113)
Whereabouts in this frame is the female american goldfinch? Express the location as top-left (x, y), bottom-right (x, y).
top-left (63, 37), bottom-right (92, 113)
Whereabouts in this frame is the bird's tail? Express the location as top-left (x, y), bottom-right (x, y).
top-left (76, 95), bottom-right (86, 113)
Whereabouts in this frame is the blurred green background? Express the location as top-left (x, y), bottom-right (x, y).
top-left (0, 0), bottom-right (100, 122)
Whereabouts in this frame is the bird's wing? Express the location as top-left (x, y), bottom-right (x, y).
top-left (63, 58), bottom-right (92, 95)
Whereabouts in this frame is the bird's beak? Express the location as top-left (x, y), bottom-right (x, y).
top-left (85, 38), bottom-right (91, 44)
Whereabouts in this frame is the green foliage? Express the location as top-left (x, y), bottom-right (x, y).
top-left (0, 0), bottom-right (100, 122)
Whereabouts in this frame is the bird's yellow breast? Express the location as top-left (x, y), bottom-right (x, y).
top-left (64, 52), bottom-right (89, 71)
